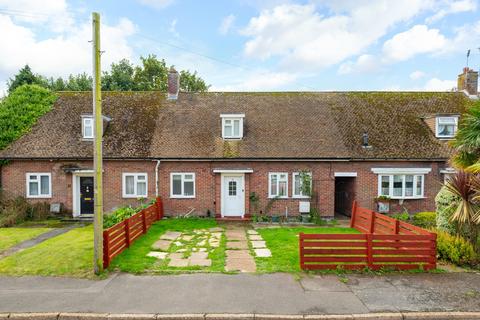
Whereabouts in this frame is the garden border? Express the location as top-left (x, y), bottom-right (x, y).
top-left (103, 197), bottom-right (164, 268)
top-left (300, 201), bottom-right (437, 271)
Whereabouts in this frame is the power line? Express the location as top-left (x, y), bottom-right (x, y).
top-left (0, 8), bottom-right (318, 91)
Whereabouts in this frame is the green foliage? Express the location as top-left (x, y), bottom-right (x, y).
top-left (390, 212), bottom-right (410, 222)
top-left (412, 212), bottom-right (437, 229)
top-left (249, 192), bottom-right (260, 214)
top-left (452, 100), bottom-right (480, 168)
top-left (133, 55), bottom-right (168, 91)
top-left (435, 185), bottom-right (461, 234)
top-left (179, 69), bottom-right (209, 92)
top-left (103, 206), bottom-right (143, 229)
top-left (375, 195), bottom-right (390, 201)
top-left (299, 170), bottom-right (312, 196)
top-left (102, 59), bottom-right (135, 91)
top-left (436, 229), bottom-right (477, 266)
top-left (7, 65), bottom-right (48, 93)
top-left (0, 84), bottom-right (57, 151)
top-left (309, 208), bottom-right (325, 225)
top-left (0, 192), bottom-right (52, 227)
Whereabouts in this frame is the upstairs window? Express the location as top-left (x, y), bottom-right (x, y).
top-left (436, 116), bottom-right (458, 138)
top-left (82, 116), bottom-right (94, 139)
top-left (221, 114), bottom-right (244, 139)
top-left (269, 172), bottom-right (288, 198)
top-left (122, 173), bottom-right (148, 198)
top-left (26, 173), bottom-right (51, 198)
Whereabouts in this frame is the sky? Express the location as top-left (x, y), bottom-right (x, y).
top-left (0, 0), bottom-right (479, 94)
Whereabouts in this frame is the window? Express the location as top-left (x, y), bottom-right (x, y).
top-left (228, 181), bottom-right (237, 196)
top-left (293, 172), bottom-right (312, 198)
top-left (221, 114), bottom-right (244, 139)
top-left (26, 173), bottom-right (51, 198)
top-left (378, 174), bottom-right (424, 199)
top-left (269, 173), bottom-right (288, 198)
top-left (436, 116), bottom-right (458, 138)
top-left (122, 173), bottom-right (148, 198)
top-left (82, 116), bottom-right (94, 139)
top-left (170, 173), bottom-right (195, 198)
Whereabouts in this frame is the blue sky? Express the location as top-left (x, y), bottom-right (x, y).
top-left (0, 0), bottom-right (479, 94)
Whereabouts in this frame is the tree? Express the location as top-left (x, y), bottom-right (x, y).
top-left (133, 55), bottom-right (168, 91)
top-left (102, 59), bottom-right (135, 91)
top-left (0, 84), bottom-right (57, 151)
top-left (7, 65), bottom-right (48, 93)
top-left (180, 70), bottom-right (209, 92)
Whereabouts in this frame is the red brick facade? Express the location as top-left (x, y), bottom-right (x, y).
top-left (0, 159), bottom-right (446, 217)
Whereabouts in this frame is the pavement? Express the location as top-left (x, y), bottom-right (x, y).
top-left (0, 272), bottom-right (479, 315)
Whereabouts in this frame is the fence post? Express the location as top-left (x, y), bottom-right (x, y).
top-left (394, 219), bottom-right (400, 234)
top-left (299, 232), bottom-right (305, 270)
top-left (431, 233), bottom-right (437, 270)
top-left (141, 210), bottom-right (147, 234)
top-left (366, 233), bottom-right (373, 269)
top-left (124, 219), bottom-right (131, 248)
top-left (156, 196), bottom-right (163, 220)
top-left (350, 201), bottom-right (357, 228)
top-left (103, 230), bottom-right (110, 269)
top-left (369, 212), bottom-right (376, 234)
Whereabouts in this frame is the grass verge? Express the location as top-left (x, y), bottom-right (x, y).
top-left (0, 227), bottom-right (53, 252)
top-left (0, 225), bottom-right (93, 277)
top-left (255, 227), bottom-right (359, 273)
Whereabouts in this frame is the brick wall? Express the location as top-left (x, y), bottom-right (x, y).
top-left (0, 159), bottom-right (446, 217)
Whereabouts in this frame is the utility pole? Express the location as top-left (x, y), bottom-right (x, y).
top-left (92, 12), bottom-right (103, 275)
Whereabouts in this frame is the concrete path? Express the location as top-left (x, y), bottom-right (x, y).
top-left (224, 226), bottom-right (256, 273)
top-left (0, 226), bottom-right (79, 259)
top-left (0, 273), bottom-right (479, 315)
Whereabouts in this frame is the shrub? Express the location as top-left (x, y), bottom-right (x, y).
top-left (435, 186), bottom-right (459, 234)
top-left (103, 206), bottom-right (145, 229)
top-left (436, 229), bottom-right (477, 266)
top-left (390, 212), bottom-right (410, 221)
top-left (0, 196), bottom-right (30, 227)
top-left (412, 212), bottom-right (436, 229)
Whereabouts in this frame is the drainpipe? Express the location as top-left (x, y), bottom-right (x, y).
top-left (154, 160), bottom-right (161, 197)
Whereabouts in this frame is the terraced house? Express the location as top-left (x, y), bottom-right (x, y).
top-left (0, 68), bottom-right (478, 220)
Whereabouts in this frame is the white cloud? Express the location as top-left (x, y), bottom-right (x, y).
top-left (423, 78), bottom-right (456, 91)
top-left (137, 0), bottom-right (174, 9)
top-left (0, 14), bottom-right (137, 83)
top-left (241, 2), bottom-right (433, 70)
top-left (169, 19), bottom-right (179, 37)
top-left (338, 54), bottom-right (379, 74)
top-left (382, 25), bottom-right (447, 62)
top-left (210, 71), bottom-right (298, 91)
top-left (219, 14), bottom-right (235, 35)
top-left (426, 0), bottom-right (477, 23)
top-left (409, 70), bottom-right (426, 80)
top-left (0, 0), bottom-right (74, 32)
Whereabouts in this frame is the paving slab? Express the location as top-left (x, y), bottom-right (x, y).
top-left (190, 252), bottom-right (208, 260)
top-left (160, 231), bottom-right (182, 241)
top-left (225, 231), bottom-right (247, 241)
top-left (225, 250), bottom-right (256, 272)
top-left (189, 259), bottom-right (212, 267)
top-left (227, 241), bottom-right (248, 249)
top-left (248, 235), bottom-right (263, 241)
top-left (246, 230), bottom-right (259, 235)
top-left (168, 253), bottom-right (189, 267)
top-left (254, 248), bottom-right (271, 257)
top-left (250, 241), bottom-right (266, 248)
top-left (151, 240), bottom-right (171, 251)
top-left (209, 227), bottom-right (224, 232)
top-left (146, 252), bottom-right (168, 259)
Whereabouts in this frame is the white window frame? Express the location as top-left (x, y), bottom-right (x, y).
top-left (435, 116), bottom-right (458, 139)
top-left (82, 116), bottom-right (94, 139)
top-left (122, 173), bottom-right (148, 198)
top-left (170, 173), bottom-right (196, 198)
top-left (268, 172), bottom-right (289, 199)
top-left (292, 172), bottom-right (312, 199)
top-left (377, 174), bottom-right (425, 199)
top-left (26, 173), bottom-right (52, 198)
top-left (221, 114), bottom-right (245, 139)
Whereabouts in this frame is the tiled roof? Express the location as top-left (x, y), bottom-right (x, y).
top-left (0, 91), bottom-right (469, 160)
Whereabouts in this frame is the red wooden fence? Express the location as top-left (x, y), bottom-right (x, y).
top-left (300, 201), bottom-right (436, 271)
top-left (103, 197), bottom-right (164, 268)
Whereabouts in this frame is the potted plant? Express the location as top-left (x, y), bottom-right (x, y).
top-left (375, 195), bottom-right (391, 213)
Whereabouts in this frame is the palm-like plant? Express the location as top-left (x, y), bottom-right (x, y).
top-left (444, 171), bottom-right (480, 224)
top-left (452, 102), bottom-right (480, 169)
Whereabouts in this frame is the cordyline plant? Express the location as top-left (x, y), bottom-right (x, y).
top-left (444, 170), bottom-right (480, 250)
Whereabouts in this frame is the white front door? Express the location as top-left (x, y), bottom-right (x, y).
top-left (222, 174), bottom-right (245, 217)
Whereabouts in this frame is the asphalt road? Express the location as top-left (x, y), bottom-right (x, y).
top-left (0, 272), bottom-right (479, 315)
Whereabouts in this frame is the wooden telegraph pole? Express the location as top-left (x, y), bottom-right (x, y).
top-left (92, 12), bottom-right (104, 275)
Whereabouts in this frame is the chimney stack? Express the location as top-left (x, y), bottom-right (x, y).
top-left (458, 67), bottom-right (478, 96)
top-left (167, 66), bottom-right (180, 100)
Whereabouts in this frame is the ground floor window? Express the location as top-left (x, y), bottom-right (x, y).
top-left (122, 173), bottom-right (148, 198)
top-left (26, 173), bottom-right (51, 198)
top-left (292, 172), bottom-right (312, 198)
top-left (170, 173), bottom-right (195, 198)
top-left (378, 174), bottom-right (424, 199)
top-left (268, 172), bottom-right (288, 198)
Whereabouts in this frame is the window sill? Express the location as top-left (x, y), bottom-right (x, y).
top-left (170, 196), bottom-right (196, 199)
top-left (222, 137), bottom-right (243, 141)
top-left (292, 196), bottom-right (310, 199)
top-left (26, 195), bottom-right (52, 199)
top-left (381, 197), bottom-right (426, 200)
top-left (122, 195), bottom-right (148, 199)
top-left (268, 196), bottom-right (289, 199)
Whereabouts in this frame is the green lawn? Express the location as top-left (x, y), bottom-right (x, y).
top-left (0, 227), bottom-right (53, 252)
top-left (109, 218), bottom-right (223, 274)
top-left (255, 227), bottom-right (359, 273)
top-left (0, 225), bottom-right (94, 277)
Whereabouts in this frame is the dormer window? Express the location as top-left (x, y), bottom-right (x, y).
top-left (221, 114), bottom-right (244, 139)
top-left (82, 116), bottom-right (94, 139)
top-left (436, 116), bottom-right (458, 139)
